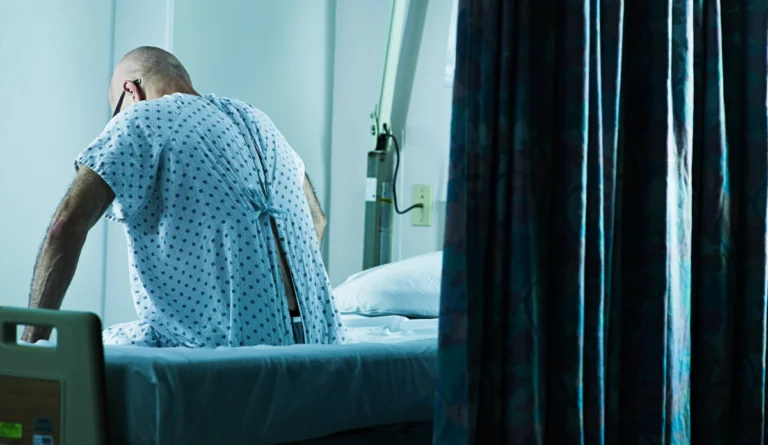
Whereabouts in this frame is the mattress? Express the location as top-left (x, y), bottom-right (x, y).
top-left (102, 315), bottom-right (438, 445)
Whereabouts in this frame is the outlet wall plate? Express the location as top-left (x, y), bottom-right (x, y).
top-left (411, 184), bottom-right (433, 227)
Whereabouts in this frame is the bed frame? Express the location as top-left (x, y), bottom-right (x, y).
top-left (0, 307), bottom-right (432, 445)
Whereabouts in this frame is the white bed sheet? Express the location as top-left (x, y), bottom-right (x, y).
top-left (103, 315), bottom-right (438, 445)
top-left (341, 314), bottom-right (439, 343)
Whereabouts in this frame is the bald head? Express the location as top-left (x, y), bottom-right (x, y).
top-left (110, 46), bottom-right (197, 110)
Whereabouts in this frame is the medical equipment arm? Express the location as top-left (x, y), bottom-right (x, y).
top-left (303, 174), bottom-right (326, 247)
top-left (24, 166), bottom-right (114, 342)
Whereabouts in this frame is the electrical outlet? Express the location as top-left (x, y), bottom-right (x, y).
top-left (411, 184), bottom-right (433, 227)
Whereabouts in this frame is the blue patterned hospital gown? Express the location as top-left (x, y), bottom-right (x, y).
top-left (75, 93), bottom-right (346, 347)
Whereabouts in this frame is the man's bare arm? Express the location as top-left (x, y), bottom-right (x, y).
top-left (23, 166), bottom-right (114, 342)
top-left (302, 174), bottom-right (326, 247)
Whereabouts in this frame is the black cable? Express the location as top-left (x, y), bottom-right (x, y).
top-left (386, 131), bottom-right (424, 215)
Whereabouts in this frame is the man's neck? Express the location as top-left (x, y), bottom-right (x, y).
top-left (150, 84), bottom-right (201, 100)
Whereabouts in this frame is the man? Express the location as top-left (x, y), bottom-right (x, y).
top-left (22, 46), bottom-right (346, 347)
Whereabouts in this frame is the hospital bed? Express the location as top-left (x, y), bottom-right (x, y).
top-left (0, 308), bottom-right (438, 445)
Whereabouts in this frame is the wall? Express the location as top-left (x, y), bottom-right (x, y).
top-left (394, 0), bottom-right (454, 261)
top-left (327, 0), bottom-right (454, 285)
top-left (0, 1), bottom-right (114, 316)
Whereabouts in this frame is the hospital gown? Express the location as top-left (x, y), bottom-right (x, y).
top-left (75, 93), bottom-right (346, 347)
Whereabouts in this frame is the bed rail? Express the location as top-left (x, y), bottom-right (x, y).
top-left (0, 307), bottom-right (107, 445)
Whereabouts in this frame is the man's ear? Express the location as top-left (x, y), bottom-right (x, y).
top-left (123, 80), bottom-right (143, 102)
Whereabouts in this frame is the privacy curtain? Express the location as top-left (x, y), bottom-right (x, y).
top-left (433, 0), bottom-right (768, 444)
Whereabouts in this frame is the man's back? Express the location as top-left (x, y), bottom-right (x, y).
top-left (75, 93), bottom-right (346, 347)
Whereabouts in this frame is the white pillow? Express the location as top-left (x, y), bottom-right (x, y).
top-left (333, 251), bottom-right (443, 318)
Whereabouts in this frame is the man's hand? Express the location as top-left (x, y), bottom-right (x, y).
top-left (24, 166), bottom-right (114, 341)
top-left (21, 325), bottom-right (53, 344)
